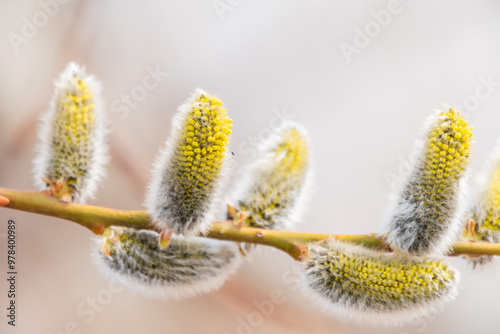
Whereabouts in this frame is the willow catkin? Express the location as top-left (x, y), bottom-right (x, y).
top-left (470, 144), bottom-right (500, 242)
top-left (383, 109), bottom-right (472, 255)
top-left (234, 122), bottom-right (311, 230)
top-left (33, 62), bottom-right (107, 203)
top-left (94, 227), bottom-right (241, 300)
top-left (465, 142), bottom-right (500, 265)
top-left (146, 89), bottom-right (232, 237)
top-left (302, 240), bottom-right (459, 326)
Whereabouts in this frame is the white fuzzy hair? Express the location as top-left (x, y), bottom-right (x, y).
top-left (463, 139), bottom-right (500, 266)
top-left (92, 229), bottom-right (242, 301)
top-left (301, 240), bottom-right (460, 327)
top-left (468, 138), bottom-right (500, 242)
top-left (145, 88), bottom-right (231, 236)
top-left (32, 62), bottom-right (108, 203)
top-left (381, 107), bottom-right (471, 255)
top-left (231, 121), bottom-right (313, 231)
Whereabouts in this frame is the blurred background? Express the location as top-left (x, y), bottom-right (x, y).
top-left (1, 0), bottom-right (500, 333)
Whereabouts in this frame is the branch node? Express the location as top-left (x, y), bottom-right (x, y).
top-left (90, 224), bottom-right (107, 236)
top-left (294, 243), bottom-right (310, 262)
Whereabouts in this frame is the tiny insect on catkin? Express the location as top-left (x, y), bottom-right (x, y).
top-left (94, 227), bottom-right (241, 300)
top-left (33, 62), bottom-right (107, 203)
top-left (465, 142), bottom-right (500, 265)
top-left (146, 89), bottom-right (232, 237)
top-left (382, 109), bottom-right (473, 255)
top-left (233, 122), bottom-right (311, 230)
top-left (302, 240), bottom-right (459, 326)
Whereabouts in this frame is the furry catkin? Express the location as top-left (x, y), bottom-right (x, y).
top-left (302, 240), bottom-right (459, 326)
top-left (33, 62), bottom-right (107, 203)
top-left (146, 89), bottom-right (232, 236)
top-left (465, 143), bottom-right (500, 265)
top-left (94, 227), bottom-right (241, 300)
top-left (383, 109), bottom-right (472, 255)
top-left (470, 145), bottom-right (500, 242)
top-left (234, 123), bottom-right (310, 230)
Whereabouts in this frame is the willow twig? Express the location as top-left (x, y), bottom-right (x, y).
top-left (0, 187), bottom-right (498, 261)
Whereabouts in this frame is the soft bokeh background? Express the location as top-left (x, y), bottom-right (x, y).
top-left (1, 0), bottom-right (500, 333)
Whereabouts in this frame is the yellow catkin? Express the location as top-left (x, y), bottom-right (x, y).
top-left (146, 89), bottom-right (232, 236)
top-left (95, 227), bottom-right (241, 300)
top-left (237, 123), bottom-right (310, 230)
top-left (176, 92), bottom-right (231, 205)
top-left (384, 109), bottom-right (473, 254)
top-left (303, 240), bottom-right (459, 325)
top-left (33, 62), bottom-right (107, 203)
top-left (464, 144), bottom-right (500, 266)
top-left (471, 149), bottom-right (500, 241)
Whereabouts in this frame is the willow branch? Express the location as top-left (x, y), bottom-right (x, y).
top-left (0, 187), bottom-right (497, 261)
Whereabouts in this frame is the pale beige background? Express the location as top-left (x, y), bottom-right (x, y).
top-left (1, 1), bottom-right (500, 333)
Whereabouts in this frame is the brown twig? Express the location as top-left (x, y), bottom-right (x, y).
top-left (0, 187), bottom-right (498, 261)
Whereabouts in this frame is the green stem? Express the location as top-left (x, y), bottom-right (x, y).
top-left (0, 187), bottom-right (498, 261)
